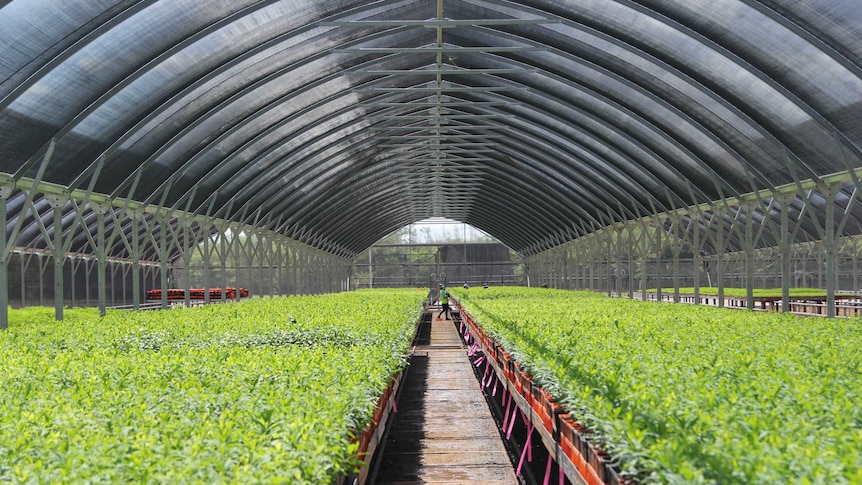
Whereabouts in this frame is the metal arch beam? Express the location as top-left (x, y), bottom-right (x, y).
top-left (209, 125), bottom-right (397, 222)
top-left (467, 140), bottom-right (615, 229)
top-left (284, 146), bottom-right (584, 229)
top-left (174, 36), bottom-right (736, 229)
top-left (5, 0), bottom-right (856, 264)
top-left (183, 107), bottom-right (422, 217)
top-left (199, 73), bottom-right (652, 235)
top-left (320, 19), bottom-right (558, 28)
top-left (412, 50), bottom-right (737, 207)
top-left (441, 177), bottom-right (577, 248)
top-left (75, 2), bottom-right (430, 196)
top-left (444, 33), bottom-right (761, 199)
top-left (447, 204), bottom-right (537, 253)
top-left (289, 173), bottom-right (471, 242)
top-left (504, 136), bottom-right (653, 224)
top-left (189, 91), bottom-right (503, 219)
top-left (458, 0), bottom-right (821, 184)
top-left (13, 0), bottom-right (308, 184)
top-left (332, 193), bottom-right (431, 244)
top-left (368, 99), bottom-right (692, 227)
top-left (442, 12), bottom-right (832, 211)
top-left (279, 155), bottom-right (580, 251)
top-left (158, 59), bottom-right (515, 214)
top-left (460, 195), bottom-right (553, 252)
top-left (293, 154), bottom-right (475, 208)
top-left (437, 101), bottom-right (695, 217)
top-left (326, 185), bottom-right (535, 255)
top-left (159, 46), bottom-right (700, 236)
top-left (70, 8), bottom-right (423, 198)
top-left (296, 152), bottom-right (580, 253)
top-left (416, 77), bottom-right (700, 219)
top-left (461, 208), bottom-right (536, 254)
top-left (301, 188), bottom-right (426, 255)
top-left (233, 132), bottom-right (490, 227)
top-left (484, 116), bottom-right (655, 222)
top-left (184, 104), bottom-right (636, 253)
top-left (139, 53), bottom-right (420, 210)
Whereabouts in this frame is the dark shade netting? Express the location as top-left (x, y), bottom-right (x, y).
top-left (2, 0), bottom-right (862, 258)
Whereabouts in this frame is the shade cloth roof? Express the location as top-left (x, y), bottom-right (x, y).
top-left (2, 0), bottom-right (862, 259)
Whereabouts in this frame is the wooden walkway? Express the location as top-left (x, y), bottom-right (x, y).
top-left (371, 311), bottom-right (518, 484)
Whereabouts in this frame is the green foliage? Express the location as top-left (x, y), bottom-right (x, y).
top-left (0, 289), bottom-right (425, 483)
top-left (455, 286), bottom-right (862, 484)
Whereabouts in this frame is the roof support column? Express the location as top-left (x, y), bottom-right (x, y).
top-left (822, 184), bottom-right (841, 318)
top-left (241, 229), bottom-right (252, 295)
top-left (637, 220), bottom-right (650, 301)
top-left (654, 217), bottom-right (664, 302)
top-left (715, 207), bottom-right (726, 308)
top-left (613, 226), bottom-right (624, 297)
top-left (248, 230), bottom-right (264, 301)
top-left (157, 215), bottom-right (170, 309)
top-left (670, 214), bottom-right (682, 303)
top-left (275, 237), bottom-right (284, 296)
top-left (46, 194), bottom-right (68, 321)
top-left (213, 220), bottom-right (239, 303)
top-left (602, 230), bottom-right (616, 296)
top-left (257, 232), bottom-right (266, 297)
top-left (851, 238), bottom-right (860, 299)
top-left (742, 201), bottom-right (757, 310)
top-left (626, 225), bottom-right (635, 299)
top-left (776, 194), bottom-right (795, 313)
top-left (129, 210), bottom-right (143, 310)
top-left (222, 222), bottom-right (241, 300)
top-left (692, 213), bottom-right (702, 306)
top-left (234, 227), bottom-right (250, 301)
top-left (291, 244), bottom-right (298, 295)
top-left (181, 218), bottom-right (193, 308)
top-left (202, 223), bottom-right (212, 304)
top-left (0, 184), bottom-right (12, 329)
top-left (92, 202), bottom-right (110, 317)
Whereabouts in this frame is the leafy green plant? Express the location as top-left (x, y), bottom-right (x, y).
top-left (455, 286), bottom-right (862, 484)
top-left (0, 289), bottom-right (425, 483)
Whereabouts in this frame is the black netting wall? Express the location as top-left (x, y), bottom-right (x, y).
top-left (6, 252), bottom-right (156, 308)
top-left (351, 242), bottom-right (524, 288)
top-left (528, 238), bottom-right (862, 294)
top-left (5, 238), bottom-right (350, 309)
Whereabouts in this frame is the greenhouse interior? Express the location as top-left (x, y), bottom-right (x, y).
top-left (1, 1), bottom-right (861, 484)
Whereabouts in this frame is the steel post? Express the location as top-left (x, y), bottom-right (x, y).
top-left (823, 185), bottom-right (841, 317)
top-left (93, 202), bottom-right (108, 317)
top-left (130, 211), bottom-right (142, 310)
top-left (671, 215), bottom-right (681, 303)
top-left (47, 195), bottom-right (67, 321)
top-left (777, 194), bottom-right (794, 313)
top-left (693, 214), bottom-right (701, 305)
top-left (0, 185), bottom-right (10, 329)
top-left (655, 220), bottom-right (663, 302)
top-left (743, 201), bottom-right (756, 310)
top-left (716, 208), bottom-right (726, 308)
top-left (158, 216), bottom-right (169, 309)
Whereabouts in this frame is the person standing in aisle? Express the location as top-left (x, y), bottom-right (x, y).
top-left (436, 284), bottom-right (451, 319)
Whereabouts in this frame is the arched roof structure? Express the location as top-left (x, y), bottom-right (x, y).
top-left (2, 0), bottom-right (862, 260)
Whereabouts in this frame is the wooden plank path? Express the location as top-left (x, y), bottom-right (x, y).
top-left (371, 311), bottom-right (519, 484)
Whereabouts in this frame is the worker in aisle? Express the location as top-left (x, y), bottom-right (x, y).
top-left (436, 283), bottom-right (451, 320)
